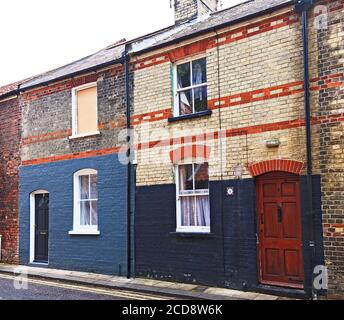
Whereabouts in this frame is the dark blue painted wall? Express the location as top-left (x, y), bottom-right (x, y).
top-left (19, 154), bottom-right (128, 275)
top-left (135, 176), bottom-right (324, 293)
top-left (135, 183), bottom-right (224, 286)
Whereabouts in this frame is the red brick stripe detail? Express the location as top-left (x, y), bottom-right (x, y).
top-left (133, 12), bottom-right (298, 71)
top-left (208, 81), bottom-right (304, 110)
top-left (22, 129), bottom-right (72, 145)
top-left (131, 72), bottom-right (343, 125)
top-left (169, 145), bottom-right (211, 163)
top-left (247, 159), bottom-right (305, 177)
top-left (131, 109), bottom-right (172, 125)
top-left (133, 54), bottom-right (170, 71)
top-left (22, 117), bottom-right (126, 146)
top-left (132, 2), bottom-right (344, 71)
top-left (21, 112), bottom-right (344, 167)
top-left (22, 66), bottom-right (123, 102)
top-left (135, 112), bottom-right (344, 152)
top-left (22, 147), bottom-right (120, 167)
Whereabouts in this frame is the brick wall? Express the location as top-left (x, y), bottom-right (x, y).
top-left (20, 66), bottom-right (126, 164)
top-left (131, 6), bottom-right (320, 187)
top-left (316, 0), bottom-right (344, 297)
top-left (0, 96), bottom-right (21, 263)
top-left (19, 154), bottom-right (128, 275)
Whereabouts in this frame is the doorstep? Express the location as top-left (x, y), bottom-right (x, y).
top-left (0, 263), bottom-right (283, 300)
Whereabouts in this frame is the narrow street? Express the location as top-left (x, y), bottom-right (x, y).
top-left (0, 273), bottom-right (179, 300)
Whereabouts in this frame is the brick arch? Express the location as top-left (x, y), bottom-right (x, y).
top-left (248, 159), bottom-right (305, 177)
top-left (169, 145), bottom-right (211, 163)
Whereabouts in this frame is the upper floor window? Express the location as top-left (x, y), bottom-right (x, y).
top-left (71, 83), bottom-right (99, 138)
top-left (174, 57), bottom-right (208, 117)
top-left (176, 163), bottom-right (210, 233)
top-left (70, 169), bottom-right (99, 235)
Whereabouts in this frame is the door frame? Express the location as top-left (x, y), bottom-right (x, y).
top-left (30, 190), bottom-right (49, 264)
top-left (256, 171), bottom-right (304, 289)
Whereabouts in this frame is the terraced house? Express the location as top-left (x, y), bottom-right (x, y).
top-left (17, 41), bottom-right (134, 275)
top-left (128, 0), bottom-right (343, 298)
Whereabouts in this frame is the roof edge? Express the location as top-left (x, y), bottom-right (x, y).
top-left (131, 0), bottom-right (296, 56)
top-left (20, 57), bottom-right (124, 93)
top-left (0, 89), bottom-right (19, 101)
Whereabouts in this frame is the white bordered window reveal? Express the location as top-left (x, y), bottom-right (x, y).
top-left (176, 163), bottom-right (211, 233)
top-left (71, 82), bottom-right (99, 139)
top-left (70, 169), bottom-right (99, 235)
top-left (174, 57), bottom-right (208, 117)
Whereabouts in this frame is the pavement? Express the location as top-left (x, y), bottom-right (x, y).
top-left (0, 263), bottom-right (283, 300)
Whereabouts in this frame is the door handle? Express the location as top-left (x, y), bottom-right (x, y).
top-left (278, 204), bottom-right (283, 223)
top-left (40, 231), bottom-right (47, 235)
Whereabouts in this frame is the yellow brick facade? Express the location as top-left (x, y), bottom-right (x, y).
top-left (131, 6), bottom-right (323, 186)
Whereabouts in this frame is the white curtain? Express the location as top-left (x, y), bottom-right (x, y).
top-left (181, 196), bottom-right (210, 227)
top-left (196, 196), bottom-right (210, 227)
top-left (80, 201), bottom-right (90, 225)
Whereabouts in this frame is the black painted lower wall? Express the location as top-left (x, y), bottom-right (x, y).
top-left (135, 176), bottom-right (324, 295)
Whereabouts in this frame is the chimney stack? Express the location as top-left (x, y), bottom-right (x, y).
top-left (174, 0), bottom-right (218, 25)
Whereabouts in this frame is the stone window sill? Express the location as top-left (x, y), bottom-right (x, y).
top-left (68, 131), bottom-right (101, 140)
top-left (168, 110), bottom-right (212, 123)
top-left (69, 230), bottom-right (100, 236)
top-left (169, 232), bottom-right (214, 238)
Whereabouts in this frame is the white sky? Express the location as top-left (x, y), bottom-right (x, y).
top-left (0, 0), bottom-right (244, 87)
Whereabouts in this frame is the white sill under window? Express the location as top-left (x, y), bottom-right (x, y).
top-left (176, 227), bottom-right (211, 234)
top-left (69, 229), bottom-right (100, 236)
top-left (68, 131), bottom-right (101, 140)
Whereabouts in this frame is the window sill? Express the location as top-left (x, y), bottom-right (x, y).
top-left (69, 230), bottom-right (100, 236)
top-left (168, 110), bottom-right (212, 123)
top-left (170, 232), bottom-right (214, 238)
top-left (68, 131), bottom-right (101, 140)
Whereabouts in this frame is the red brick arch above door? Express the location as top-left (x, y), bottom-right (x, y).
top-left (169, 145), bottom-right (211, 163)
top-left (248, 159), bottom-right (305, 177)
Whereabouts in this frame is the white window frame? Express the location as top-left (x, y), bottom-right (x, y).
top-left (173, 56), bottom-right (208, 117)
top-left (69, 169), bottom-right (100, 235)
top-left (70, 82), bottom-right (100, 139)
top-left (175, 163), bottom-right (211, 233)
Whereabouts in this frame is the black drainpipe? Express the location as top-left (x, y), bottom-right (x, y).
top-left (295, 0), bottom-right (316, 299)
top-left (123, 45), bottom-right (132, 279)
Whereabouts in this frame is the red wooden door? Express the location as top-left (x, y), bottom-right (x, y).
top-left (257, 172), bottom-right (304, 289)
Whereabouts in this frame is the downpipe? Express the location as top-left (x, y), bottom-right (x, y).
top-left (295, 0), bottom-right (317, 300)
top-left (123, 46), bottom-right (132, 279)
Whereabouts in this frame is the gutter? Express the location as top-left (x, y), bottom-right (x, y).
top-left (123, 46), bottom-right (132, 279)
top-left (134, 0), bottom-right (295, 56)
top-left (295, 0), bottom-right (316, 299)
top-left (19, 58), bottom-right (124, 93)
top-left (0, 89), bottom-right (19, 102)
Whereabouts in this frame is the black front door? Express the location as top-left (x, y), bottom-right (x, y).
top-left (34, 193), bottom-right (49, 263)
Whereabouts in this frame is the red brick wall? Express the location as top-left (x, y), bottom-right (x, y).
top-left (0, 96), bottom-right (20, 263)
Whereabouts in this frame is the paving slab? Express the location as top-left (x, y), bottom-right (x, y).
top-left (0, 263), bottom-right (284, 300)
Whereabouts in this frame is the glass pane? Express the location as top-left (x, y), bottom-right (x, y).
top-left (181, 196), bottom-right (197, 226)
top-left (194, 86), bottom-right (208, 113)
top-left (177, 62), bottom-right (191, 89)
top-left (91, 201), bottom-right (98, 226)
top-left (90, 174), bottom-right (98, 199)
top-left (195, 195), bottom-right (210, 227)
top-left (192, 58), bottom-right (207, 85)
top-left (80, 200), bottom-right (91, 226)
top-left (194, 163), bottom-right (209, 190)
top-left (178, 89), bottom-right (193, 115)
top-left (79, 175), bottom-right (90, 200)
top-left (179, 164), bottom-right (194, 193)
